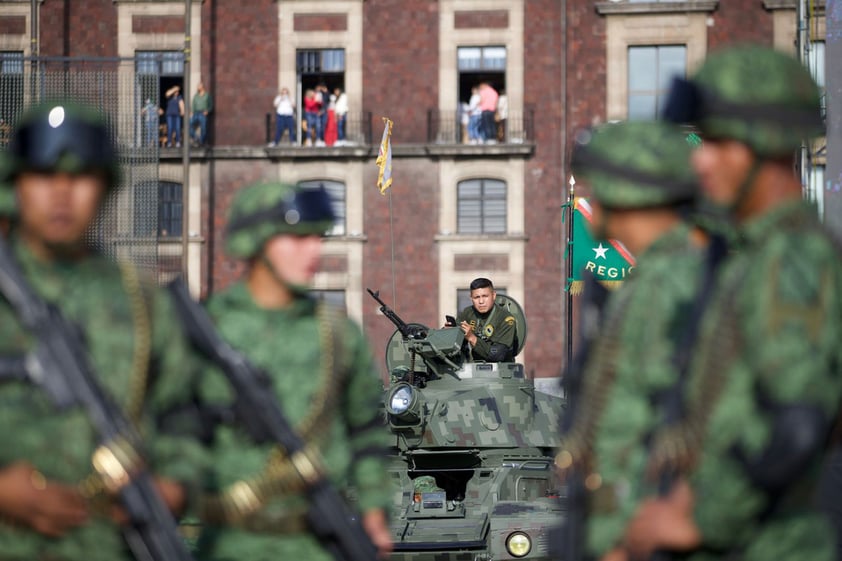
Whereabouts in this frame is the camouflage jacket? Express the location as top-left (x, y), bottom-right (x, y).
top-left (679, 200), bottom-right (842, 561)
top-left (197, 282), bottom-right (391, 561)
top-left (0, 236), bottom-right (204, 561)
top-left (457, 302), bottom-right (517, 362)
top-left (559, 222), bottom-right (707, 557)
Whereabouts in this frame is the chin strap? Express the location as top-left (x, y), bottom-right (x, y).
top-left (726, 155), bottom-right (764, 217)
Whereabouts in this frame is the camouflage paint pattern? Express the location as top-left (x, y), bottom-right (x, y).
top-left (691, 45), bottom-right (823, 157)
top-left (197, 281), bottom-right (392, 561)
top-left (571, 121), bottom-right (698, 208)
top-left (0, 236), bottom-right (205, 561)
top-left (556, 223), bottom-right (707, 556)
top-left (682, 200), bottom-right (842, 560)
top-left (380, 300), bottom-right (564, 561)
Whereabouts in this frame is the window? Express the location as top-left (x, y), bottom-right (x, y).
top-left (310, 289), bottom-right (347, 312)
top-left (296, 180), bottom-right (346, 236)
top-left (457, 46), bottom-right (506, 106)
top-left (135, 51), bottom-right (184, 116)
top-left (457, 178), bottom-right (507, 234)
top-left (807, 41), bottom-right (825, 117)
top-left (457, 287), bottom-right (507, 313)
top-left (133, 181), bottom-right (182, 238)
top-left (627, 45), bottom-right (686, 120)
top-left (0, 51), bottom-right (24, 144)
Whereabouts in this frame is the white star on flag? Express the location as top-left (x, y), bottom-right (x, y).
top-left (593, 243), bottom-right (609, 260)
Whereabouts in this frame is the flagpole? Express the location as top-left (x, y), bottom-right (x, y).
top-left (565, 175), bottom-right (575, 379)
top-left (388, 189), bottom-right (397, 308)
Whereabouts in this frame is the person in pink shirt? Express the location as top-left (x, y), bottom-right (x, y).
top-left (478, 82), bottom-right (499, 144)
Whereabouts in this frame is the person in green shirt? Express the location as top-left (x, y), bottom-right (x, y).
top-left (194, 180), bottom-right (393, 561)
top-left (0, 101), bottom-right (203, 561)
top-left (189, 81), bottom-right (212, 147)
top-left (455, 277), bottom-right (517, 362)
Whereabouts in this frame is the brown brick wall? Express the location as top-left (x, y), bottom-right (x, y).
top-left (209, 160), bottom-right (282, 292)
top-left (39, 0), bottom-right (117, 57)
top-left (363, 158), bottom-right (440, 374)
top-left (209, 0), bottom-right (278, 146)
top-left (363, 0), bottom-right (438, 143)
top-left (520, 0), bottom-right (566, 376)
top-left (454, 254), bottom-right (509, 271)
top-left (132, 16), bottom-right (184, 35)
top-left (454, 10), bottom-right (509, 29)
top-left (0, 16), bottom-right (25, 35)
top-left (709, 0), bottom-right (774, 49)
top-left (293, 13), bottom-right (348, 32)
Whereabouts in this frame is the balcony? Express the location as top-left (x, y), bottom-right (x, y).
top-left (264, 110), bottom-right (373, 148)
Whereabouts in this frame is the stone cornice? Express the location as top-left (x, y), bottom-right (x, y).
top-left (595, 1), bottom-right (718, 16)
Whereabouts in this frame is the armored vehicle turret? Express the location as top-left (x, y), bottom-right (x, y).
top-left (369, 290), bottom-right (564, 561)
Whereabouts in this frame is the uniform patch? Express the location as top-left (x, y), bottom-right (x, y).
top-left (505, 316), bottom-right (515, 326)
top-left (483, 324), bottom-right (494, 337)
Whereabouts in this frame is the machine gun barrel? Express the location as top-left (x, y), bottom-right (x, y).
top-left (366, 288), bottom-right (424, 339)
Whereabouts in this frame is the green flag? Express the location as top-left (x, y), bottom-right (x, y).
top-left (569, 197), bottom-right (636, 294)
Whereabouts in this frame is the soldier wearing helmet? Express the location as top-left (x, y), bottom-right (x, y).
top-left (556, 120), bottom-right (712, 560)
top-left (617, 46), bottom-right (842, 561)
top-left (195, 181), bottom-right (393, 561)
top-left (0, 101), bottom-right (203, 560)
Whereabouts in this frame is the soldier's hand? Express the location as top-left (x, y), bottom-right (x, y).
top-left (109, 477), bottom-right (186, 525)
top-left (460, 322), bottom-right (477, 346)
top-left (0, 461), bottom-right (89, 537)
top-left (623, 479), bottom-right (700, 558)
top-left (362, 508), bottom-right (393, 558)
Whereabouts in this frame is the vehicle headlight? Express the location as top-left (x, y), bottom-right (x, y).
top-left (505, 531), bottom-right (531, 558)
top-left (386, 383), bottom-right (420, 423)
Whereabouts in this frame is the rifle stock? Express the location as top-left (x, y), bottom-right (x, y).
top-left (0, 237), bottom-right (195, 561)
top-left (167, 279), bottom-right (378, 561)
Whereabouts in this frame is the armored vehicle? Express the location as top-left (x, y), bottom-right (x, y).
top-left (368, 290), bottom-right (564, 561)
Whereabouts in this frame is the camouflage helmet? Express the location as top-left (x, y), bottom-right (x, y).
top-left (225, 181), bottom-right (336, 258)
top-left (2, 101), bottom-right (119, 187)
top-left (571, 121), bottom-right (698, 209)
top-left (662, 45), bottom-right (823, 157)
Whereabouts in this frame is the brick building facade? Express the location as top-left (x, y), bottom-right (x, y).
top-left (0, 0), bottom-right (818, 380)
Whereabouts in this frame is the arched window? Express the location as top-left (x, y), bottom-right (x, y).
top-left (296, 179), bottom-right (346, 236)
top-left (457, 178), bottom-right (506, 234)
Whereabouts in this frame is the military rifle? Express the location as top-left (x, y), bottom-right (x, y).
top-left (367, 288), bottom-right (426, 339)
top-left (167, 279), bottom-right (379, 561)
top-left (0, 238), bottom-right (195, 561)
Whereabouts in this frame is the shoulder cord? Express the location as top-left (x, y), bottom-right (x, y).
top-left (211, 302), bottom-right (346, 522)
top-left (78, 260), bottom-right (151, 502)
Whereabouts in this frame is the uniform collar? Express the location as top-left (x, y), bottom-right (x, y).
top-left (737, 199), bottom-right (816, 248)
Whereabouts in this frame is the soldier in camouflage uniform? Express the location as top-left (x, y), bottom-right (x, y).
top-left (195, 181), bottom-right (393, 561)
top-left (618, 45), bottom-right (842, 561)
top-left (555, 121), bottom-right (707, 560)
top-left (0, 101), bottom-right (203, 561)
top-left (456, 277), bottom-right (517, 362)
top-left (0, 152), bottom-right (16, 235)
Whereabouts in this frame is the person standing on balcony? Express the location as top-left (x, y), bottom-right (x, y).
top-left (189, 82), bottom-right (212, 147)
top-left (269, 87), bottom-right (296, 147)
top-left (164, 85), bottom-right (184, 148)
top-left (303, 89), bottom-right (321, 147)
top-left (468, 86), bottom-right (482, 144)
top-left (334, 87), bottom-right (348, 145)
top-left (478, 82), bottom-right (499, 145)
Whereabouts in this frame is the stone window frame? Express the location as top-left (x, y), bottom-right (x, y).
top-left (438, 0), bottom-right (524, 116)
top-left (604, 10), bottom-right (710, 120)
top-left (279, 160), bottom-right (366, 323)
top-left (277, 0), bottom-right (363, 138)
top-left (436, 158), bottom-right (525, 332)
